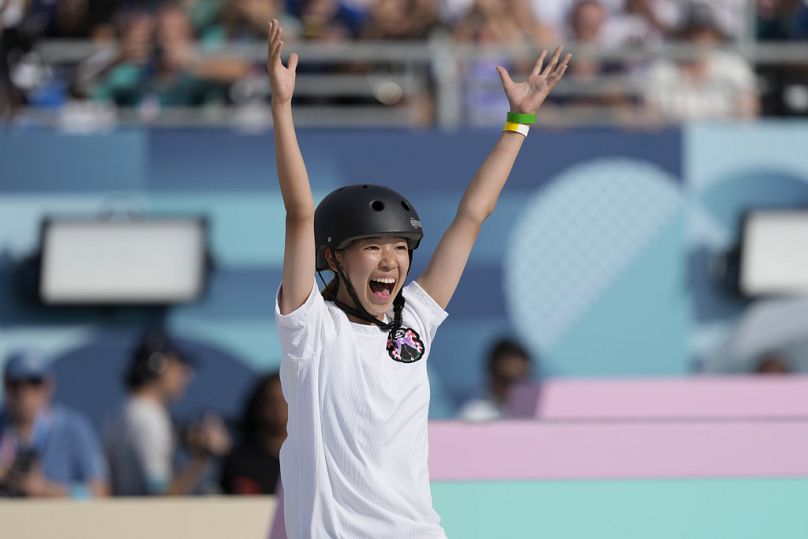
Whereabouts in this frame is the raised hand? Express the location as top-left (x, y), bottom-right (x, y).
top-left (496, 47), bottom-right (571, 115)
top-left (267, 19), bottom-right (298, 105)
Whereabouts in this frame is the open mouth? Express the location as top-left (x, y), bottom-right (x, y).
top-left (369, 278), bottom-right (396, 301)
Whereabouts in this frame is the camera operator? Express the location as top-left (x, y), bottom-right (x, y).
top-left (0, 350), bottom-right (108, 498)
top-left (104, 331), bottom-right (230, 496)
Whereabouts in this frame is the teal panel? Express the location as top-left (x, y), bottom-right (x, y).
top-left (432, 478), bottom-right (808, 539)
top-left (148, 193), bottom-right (287, 267)
top-left (686, 122), bottom-right (808, 191)
top-left (549, 214), bottom-right (689, 376)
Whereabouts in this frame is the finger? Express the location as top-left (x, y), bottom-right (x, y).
top-left (267, 21), bottom-right (274, 59)
top-left (550, 53), bottom-right (572, 82)
top-left (269, 19), bottom-right (278, 43)
top-left (496, 65), bottom-right (513, 88)
top-left (271, 38), bottom-right (283, 60)
top-left (271, 18), bottom-right (280, 41)
top-left (288, 52), bottom-right (299, 72)
top-left (541, 45), bottom-right (563, 76)
top-left (556, 52), bottom-right (572, 73)
top-left (530, 50), bottom-right (547, 79)
top-left (551, 64), bottom-right (568, 84)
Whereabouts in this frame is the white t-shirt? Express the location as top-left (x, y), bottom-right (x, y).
top-left (643, 51), bottom-right (757, 121)
top-left (275, 280), bottom-right (448, 539)
top-left (104, 396), bottom-right (173, 496)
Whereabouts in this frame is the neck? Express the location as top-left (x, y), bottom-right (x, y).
top-left (133, 385), bottom-right (165, 405)
top-left (490, 384), bottom-right (510, 406)
top-left (334, 287), bottom-right (385, 324)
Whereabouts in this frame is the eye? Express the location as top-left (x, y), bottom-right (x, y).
top-left (364, 244), bottom-right (380, 251)
top-left (396, 244), bottom-right (408, 251)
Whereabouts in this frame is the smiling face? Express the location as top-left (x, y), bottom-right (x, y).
top-left (327, 236), bottom-right (410, 321)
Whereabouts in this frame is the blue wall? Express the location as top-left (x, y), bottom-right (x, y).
top-left (2, 123), bottom-right (807, 423)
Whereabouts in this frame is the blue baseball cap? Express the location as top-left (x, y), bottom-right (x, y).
top-left (3, 351), bottom-right (53, 382)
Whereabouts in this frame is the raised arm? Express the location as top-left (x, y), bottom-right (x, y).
top-left (417, 47), bottom-right (571, 309)
top-left (268, 20), bottom-right (315, 315)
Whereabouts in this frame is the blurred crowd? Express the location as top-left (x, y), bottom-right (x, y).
top-left (0, 333), bottom-right (287, 498)
top-left (1, 323), bottom-right (798, 499)
top-left (0, 331), bottom-right (536, 499)
top-left (0, 0), bottom-right (807, 124)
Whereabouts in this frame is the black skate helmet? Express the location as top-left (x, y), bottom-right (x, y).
top-left (315, 184), bottom-right (423, 271)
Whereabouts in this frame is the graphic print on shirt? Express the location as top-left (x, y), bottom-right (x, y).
top-left (386, 327), bottom-right (425, 363)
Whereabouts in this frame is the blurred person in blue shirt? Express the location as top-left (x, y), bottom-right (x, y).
top-left (0, 350), bottom-right (108, 498)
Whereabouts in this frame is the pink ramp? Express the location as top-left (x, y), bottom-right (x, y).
top-left (508, 376), bottom-right (808, 419)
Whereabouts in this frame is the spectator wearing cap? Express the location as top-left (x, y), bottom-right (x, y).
top-left (104, 331), bottom-right (231, 496)
top-left (0, 350), bottom-right (108, 498)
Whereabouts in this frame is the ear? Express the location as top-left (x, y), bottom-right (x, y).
top-left (324, 248), bottom-right (339, 273)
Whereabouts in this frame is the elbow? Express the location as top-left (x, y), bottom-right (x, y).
top-left (458, 202), bottom-right (494, 225)
top-left (285, 201), bottom-right (315, 221)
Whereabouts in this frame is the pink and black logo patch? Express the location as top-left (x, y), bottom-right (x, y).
top-left (386, 327), bottom-right (424, 363)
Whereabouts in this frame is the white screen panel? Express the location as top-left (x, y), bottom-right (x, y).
top-left (41, 220), bottom-right (206, 304)
top-left (741, 212), bottom-right (808, 296)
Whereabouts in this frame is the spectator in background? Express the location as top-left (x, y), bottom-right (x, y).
top-left (92, 3), bottom-right (249, 110)
top-left (642, 2), bottom-right (759, 121)
top-left (220, 371), bottom-right (287, 495)
top-left (758, 0), bottom-right (808, 40)
top-left (29, 0), bottom-right (118, 40)
top-left (757, 0), bottom-right (808, 116)
top-left (362, 0), bottom-right (439, 40)
top-left (218, 0), bottom-right (285, 41)
top-left (453, 0), bottom-right (551, 125)
top-left (288, 0), bottom-right (365, 41)
top-left (104, 331), bottom-right (231, 496)
top-left (459, 338), bottom-right (533, 421)
top-left (0, 350), bottom-right (108, 498)
top-left (542, 0), bottom-right (632, 122)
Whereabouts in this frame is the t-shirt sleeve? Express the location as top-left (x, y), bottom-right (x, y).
top-left (129, 409), bottom-right (173, 493)
top-left (275, 280), bottom-right (326, 361)
top-left (402, 280), bottom-right (449, 345)
top-left (69, 413), bottom-right (108, 484)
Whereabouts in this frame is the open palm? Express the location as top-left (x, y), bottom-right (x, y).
top-left (497, 47), bottom-right (571, 115)
top-left (267, 19), bottom-right (298, 104)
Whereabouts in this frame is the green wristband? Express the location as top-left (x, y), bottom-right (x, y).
top-left (507, 112), bottom-right (537, 125)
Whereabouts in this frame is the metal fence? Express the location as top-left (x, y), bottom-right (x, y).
top-left (19, 37), bottom-right (808, 129)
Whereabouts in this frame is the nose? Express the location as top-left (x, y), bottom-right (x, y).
top-left (379, 246), bottom-right (397, 270)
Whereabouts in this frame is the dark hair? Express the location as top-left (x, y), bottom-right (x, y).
top-left (239, 371), bottom-right (283, 442)
top-left (321, 274), bottom-right (339, 300)
top-left (125, 330), bottom-right (190, 390)
top-left (487, 338), bottom-right (531, 375)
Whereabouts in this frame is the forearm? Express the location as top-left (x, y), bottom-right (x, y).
top-left (165, 456), bottom-right (209, 496)
top-left (456, 131), bottom-right (526, 223)
top-left (272, 101), bottom-right (314, 218)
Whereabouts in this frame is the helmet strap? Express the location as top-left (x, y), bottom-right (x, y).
top-left (332, 258), bottom-right (393, 330)
top-left (328, 253), bottom-right (423, 363)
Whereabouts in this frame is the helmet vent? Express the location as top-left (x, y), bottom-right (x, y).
top-left (361, 185), bottom-right (369, 189)
top-left (370, 200), bottom-right (385, 212)
top-left (401, 201), bottom-right (411, 211)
